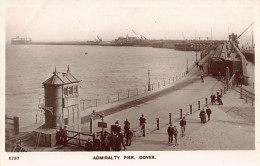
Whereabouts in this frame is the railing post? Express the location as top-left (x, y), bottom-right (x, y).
top-left (90, 117), bottom-right (93, 134)
top-left (158, 82), bottom-right (160, 88)
top-left (205, 97), bottom-right (208, 106)
top-left (198, 101), bottom-right (200, 110)
top-left (245, 94), bottom-right (247, 103)
top-left (190, 105), bottom-right (192, 114)
top-left (164, 80), bottom-right (165, 86)
top-left (156, 118), bottom-right (159, 130)
top-left (96, 99), bottom-right (98, 107)
top-left (169, 79), bottom-right (170, 84)
top-left (83, 101), bottom-right (85, 111)
top-left (152, 84), bottom-right (153, 90)
top-left (180, 109), bottom-right (182, 119)
top-left (173, 77), bottom-right (174, 83)
top-left (14, 116), bottom-right (19, 135)
top-left (36, 114), bottom-right (37, 124)
top-left (176, 76), bottom-right (177, 81)
top-left (118, 92), bottom-right (120, 101)
top-left (169, 113), bottom-right (172, 124)
top-left (137, 88), bottom-right (138, 95)
top-left (107, 96), bottom-right (109, 103)
top-left (145, 86), bottom-right (146, 93)
top-left (128, 90), bottom-right (130, 98)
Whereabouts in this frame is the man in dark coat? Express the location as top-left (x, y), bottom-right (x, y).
top-left (55, 128), bottom-right (62, 145)
top-left (125, 129), bottom-right (133, 146)
top-left (139, 114), bottom-right (146, 134)
top-left (210, 92), bottom-right (216, 105)
top-left (206, 106), bottom-right (212, 121)
top-left (60, 126), bottom-right (68, 145)
top-left (167, 124), bottom-right (174, 143)
top-left (124, 118), bottom-right (130, 136)
top-left (115, 132), bottom-right (126, 151)
top-left (85, 138), bottom-right (93, 151)
top-left (200, 109), bottom-right (206, 123)
top-left (93, 135), bottom-right (101, 151)
top-left (108, 133), bottom-right (116, 151)
top-left (180, 117), bottom-right (186, 137)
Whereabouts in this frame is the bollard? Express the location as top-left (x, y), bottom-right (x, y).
top-left (221, 89), bottom-right (223, 96)
top-left (240, 86), bottom-right (243, 99)
top-left (142, 124), bottom-right (146, 137)
top-left (180, 109), bottom-right (182, 119)
top-left (169, 113), bottom-right (172, 124)
top-left (156, 118), bottom-right (159, 130)
top-left (118, 92), bottom-right (120, 101)
top-left (198, 101), bottom-right (200, 110)
top-left (107, 96), bottom-right (109, 103)
top-left (205, 98), bottom-right (208, 106)
top-left (96, 99), bottom-right (98, 107)
top-left (14, 116), bottom-right (19, 135)
top-left (90, 117), bottom-right (93, 133)
top-left (190, 105), bottom-right (192, 114)
top-left (245, 94), bottom-right (247, 103)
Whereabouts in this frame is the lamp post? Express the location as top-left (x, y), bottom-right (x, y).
top-left (91, 110), bottom-right (105, 133)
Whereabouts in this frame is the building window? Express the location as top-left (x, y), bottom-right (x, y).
top-left (64, 87), bottom-right (68, 96)
top-left (69, 86), bottom-right (73, 95)
top-left (74, 85), bottom-right (78, 94)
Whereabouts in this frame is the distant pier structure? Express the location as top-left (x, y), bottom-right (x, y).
top-left (36, 66), bottom-right (82, 147)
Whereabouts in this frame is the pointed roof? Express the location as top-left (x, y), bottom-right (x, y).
top-left (42, 67), bottom-right (81, 86)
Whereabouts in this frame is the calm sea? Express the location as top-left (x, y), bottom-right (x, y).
top-left (5, 44), bottom-right (200, 128)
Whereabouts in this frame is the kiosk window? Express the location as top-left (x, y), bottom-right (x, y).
top-left (64, 87), bottom-right (68, 96)
top-left (74, 85), bottom-right (78, 94)
top-left (69, 86), bottom-right (73, 95)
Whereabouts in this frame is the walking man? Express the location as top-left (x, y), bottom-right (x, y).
top-left (206, 106), bottom-right (212, 121)
top-left (180, 117), bottom-right (186, 137)
top-left (124, 118), bottom-right (130, 136)
top-left (139, 114), bottom-right (146, 133)
top-left (167, 124), bottom-right (174, 144)
top-left (173, 126), bottom-right (179, 147)
top-left (210, 92), bottom-right (216, 105)
top-left (201, 74), bottom-right (204, 83)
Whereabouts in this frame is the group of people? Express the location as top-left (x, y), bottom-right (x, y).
top-left (167, 117), bottom-right (187, 147)
top-left (55, 126), bottom-right (68, 146)
top-left (199, 106), bottom-right (212, 123)
top-left (84, 119), bottom-right (133, 151)
top-left (210, 92), bottom-right (223, 105)
top-left (196, 62), bottom-right (204, 71)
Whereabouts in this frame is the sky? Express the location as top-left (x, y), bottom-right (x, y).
top-left (4, 0), bottom-right (259, 43)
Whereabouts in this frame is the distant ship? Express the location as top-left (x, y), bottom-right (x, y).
top-left (11, 36), bottom-right (32, 44)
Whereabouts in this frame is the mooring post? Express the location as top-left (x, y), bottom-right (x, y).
top-left (14, 116), bottom-right (19, 135)
top-left (156, 118), bottom-right (159, 130)
top-left (198, 101), bottom-right (200, 110)
top-left (90, 117), bottom-right (93, 133)
top-left (180, 109), bottom-right (182, 119)
top-left (169, 113), bottom-right (172, 124)
top-left (190, 105), bottom-right (192, 114)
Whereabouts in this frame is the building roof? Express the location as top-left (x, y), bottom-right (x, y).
top-left (42, 66), bottom-right (81, 85)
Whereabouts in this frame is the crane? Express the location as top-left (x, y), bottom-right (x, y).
top-left (96, 36), bottom-right (102, 42)
top-left (140, 35), bottom-right (148, 40)
top-left (132, 30), bottom-right (140, 39)
top-left (237, 22), bottom-right (254, 39)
